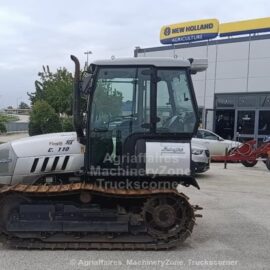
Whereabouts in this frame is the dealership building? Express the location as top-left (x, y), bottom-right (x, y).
top-left (134, 18), bottom-right (270, 143)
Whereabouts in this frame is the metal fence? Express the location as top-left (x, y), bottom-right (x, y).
top-left (5, 122), bottom-right (29, 133)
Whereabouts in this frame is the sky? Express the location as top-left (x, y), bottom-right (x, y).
top-left (0, 0), bottom-right (270, 108)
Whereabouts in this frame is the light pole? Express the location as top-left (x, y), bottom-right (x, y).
top-left (84, 51), bottom-right (93, 69)
top-left (16, 96), bottom-right (22, 112)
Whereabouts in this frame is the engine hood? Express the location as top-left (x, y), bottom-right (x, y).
top-left (191, 142), bottom-right (208, 150)
top-left (223, 140), bottom-right (242, 147)
top-left (10, 132), bottom-right (83, 158)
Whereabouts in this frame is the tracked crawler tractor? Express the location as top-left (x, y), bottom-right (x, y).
top-left (0, 56), bottom-right (207, 250)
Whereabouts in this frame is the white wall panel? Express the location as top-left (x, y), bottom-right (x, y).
top-left (215, 78), bottom-right (247, 93)
top-left (248, 77), bottom-right (270, 92)
top-left (174, 46), bottom-right (207, 60)
top-left (204, 96), bottom-right (215, 108)
top-left (205, 61), bottom-right (216, 80)
top-left (193, 80), bottom-right (205, 98)
top-left (249, 58), bottom-right (270, 77)
top-left (207, 44), bottom-right (217, 62)
top-left (143, 50), bottom-right (174, 58)
top-left (217, 42), bottom-right (249, 61)
top-left (250, 39), bottom-right (270, 58)
top-left (216, 60), bottom-right (248, 79)
top-left (205, 79), bottom-right (215, 97)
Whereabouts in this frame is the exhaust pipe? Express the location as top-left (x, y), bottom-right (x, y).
top-left (70, 55), bottom-right (85, 143)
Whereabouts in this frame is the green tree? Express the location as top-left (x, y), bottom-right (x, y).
top-left (27, 65), bottom-right (122, 135)
top-left (29, 100), bottom-right (62, 136)
top-left (28, 65), bottom-right (76, 134)
top-left (28, 66), bottom-right (73, 115)
top-left (18, 102), bottom-right (30, 109)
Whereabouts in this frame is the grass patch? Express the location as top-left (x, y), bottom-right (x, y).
top-left (0, 114), bottom-right (19, 122)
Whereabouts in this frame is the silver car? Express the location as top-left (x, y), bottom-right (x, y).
top-left (192, 143), bottom-right (210, 173)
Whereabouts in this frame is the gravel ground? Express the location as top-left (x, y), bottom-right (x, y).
top-left (0, 162), bottom-right (269, 270)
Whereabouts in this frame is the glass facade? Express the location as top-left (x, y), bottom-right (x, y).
top-left (215, 93), bottom-right (270, 141)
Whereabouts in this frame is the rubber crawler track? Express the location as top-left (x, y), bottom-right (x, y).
top-left (0, 183), bottom-right (201, 250)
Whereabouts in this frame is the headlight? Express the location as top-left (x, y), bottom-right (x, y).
top-left (192, 149), bottom-right (203, 155)
top-left (0, 142), bottom-right (16, 176)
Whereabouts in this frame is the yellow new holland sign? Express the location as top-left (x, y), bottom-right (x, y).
top-left (160, 19), bottom-right (219, 45)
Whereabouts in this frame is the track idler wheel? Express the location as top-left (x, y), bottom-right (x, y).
top-left (142, 194), bottom-right (194, 241)
top-left (0, 194), bottom-right (30, 233)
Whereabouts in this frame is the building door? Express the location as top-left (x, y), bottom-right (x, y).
top-left (236, 110), bottom-right (256, 142)
top-left (215, 109), bottom-right (235, 139)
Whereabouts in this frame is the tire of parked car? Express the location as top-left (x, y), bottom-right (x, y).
top-left (241, 160), bottom-right (258, 167)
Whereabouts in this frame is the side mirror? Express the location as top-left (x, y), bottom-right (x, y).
top-left (218, 137), bottom-right (224, 141)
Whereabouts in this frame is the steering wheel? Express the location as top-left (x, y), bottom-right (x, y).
top-left (163, 115), bottom-right (183, 131)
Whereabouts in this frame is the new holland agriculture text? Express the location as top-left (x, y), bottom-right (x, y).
top-left (160, 19), bottom-right (219, 45)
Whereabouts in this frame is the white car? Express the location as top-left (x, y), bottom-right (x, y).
top-left (192, 129), bottom-right (242, 156)
top-left (191, 143), bottom-right (210, 173)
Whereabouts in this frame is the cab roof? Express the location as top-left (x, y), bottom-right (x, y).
top-left (92, 57), bottom-right (191, 67)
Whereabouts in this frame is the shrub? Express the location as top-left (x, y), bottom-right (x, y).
top-left (29, 100), bottom-right (62, 136)
top-left (0, 122), bottom-right (6, 133)
top-left (61, 117), bottom-right (74, 132)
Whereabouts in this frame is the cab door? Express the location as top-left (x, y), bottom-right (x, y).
top-left (88, 66), bottom-right (152, 169)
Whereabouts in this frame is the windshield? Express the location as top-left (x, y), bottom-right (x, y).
top-left (156, 69), bottom-right (197, 133)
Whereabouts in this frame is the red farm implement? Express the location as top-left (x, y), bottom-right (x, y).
top-left (213, 138), bottom-right (270, 170)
